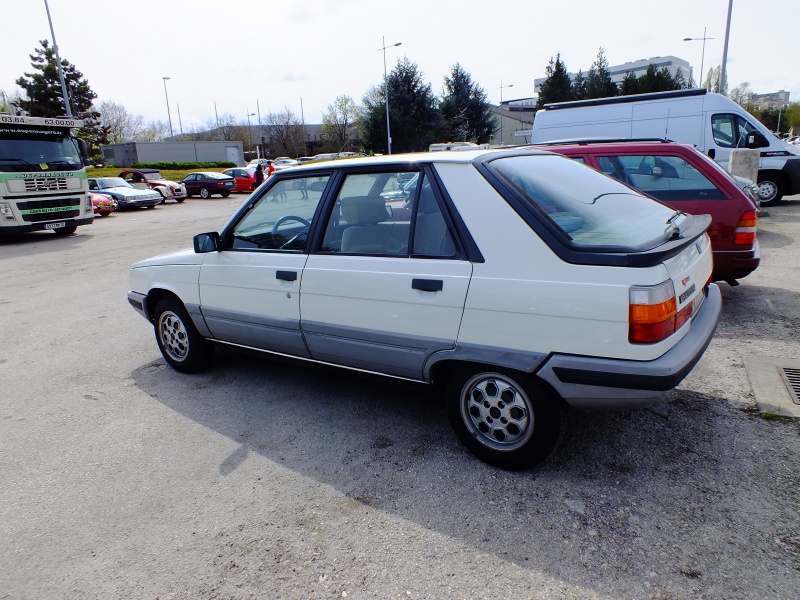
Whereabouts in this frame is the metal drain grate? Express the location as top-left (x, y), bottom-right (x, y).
top-left (778, 368), bottom-right (800, 405)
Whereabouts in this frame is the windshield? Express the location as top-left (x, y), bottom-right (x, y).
top-left (0, 127), bottom-right (82, 172)
top-left (97, 177), bottom-right (132, 188)
top-left (488, 154), bottom-right (679, 250)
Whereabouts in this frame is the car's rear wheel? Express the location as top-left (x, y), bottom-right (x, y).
top-left (199, 188), bottom-right (211, 199)
top-left (153, 297), bottom-right (213, 373)
top-left (176, 198), bottom-right (185, 203)
top-left (447, 366), bottom-right (567, 469)
top-left (146, 204), bottom-right (156, 209)
top-left (221, 191), bottom-right (231, 198)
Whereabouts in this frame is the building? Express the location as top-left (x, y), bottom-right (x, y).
top-left (492, 100), bottom-right (536, 146)
top-left (101, 141), bottom-right (244, 167)
top-left (534, 56), bottom-right (692, 93)
top-left (751, 90), bottom-right (791, 110)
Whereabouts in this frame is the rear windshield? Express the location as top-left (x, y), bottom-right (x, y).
top-left (487, 154), bottom-right (679, 250)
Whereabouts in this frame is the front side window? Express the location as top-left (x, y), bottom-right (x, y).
top-left (596, 154), bottom-right (725, 202)
top-left (229, 175), bottom-right (330, 251)
top-left (711, 113), bottom-right (763, 148)
top-left (488, 154), bottom-right (678, 250)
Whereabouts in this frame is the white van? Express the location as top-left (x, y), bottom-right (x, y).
top-left (531, 88), bottom-right (800, 204)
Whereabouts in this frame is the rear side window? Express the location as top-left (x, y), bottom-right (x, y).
top-left (488, 154), bottom-right (677, 250)
top-left (596, 154), bottom-right (726, 202)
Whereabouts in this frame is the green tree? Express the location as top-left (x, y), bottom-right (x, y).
top-left (360, 57), bottom-right (440, 153)
top-left (15, 40), bottom-right (108, 162)
top-left (619, 71), bottom-right (640, 96)
top-left (439, 63), bottom-right (494, 143)
top-left (537, 54), bottom-right (573, 108)
top-left (586, 47), bottom-right (618, 99)
top-left (321, 95), bottom-right (359, 152)
top-left (571, 70), bottom-right (589, 100)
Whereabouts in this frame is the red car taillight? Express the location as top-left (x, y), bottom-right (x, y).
top-left (733, 210), bottom-right (757, 246)
top-left (629, 281), bottom-right (678, 344)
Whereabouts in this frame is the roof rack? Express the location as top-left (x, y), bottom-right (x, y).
top-left (529, 137), bottom-right (675, 146)
top-left (542, 88), bottom-right (708, 110)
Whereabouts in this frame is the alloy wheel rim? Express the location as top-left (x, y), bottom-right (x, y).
top-left (460, 373), bottom-right (534, 451)
top-left (158, 311), bottom-right (189, 362)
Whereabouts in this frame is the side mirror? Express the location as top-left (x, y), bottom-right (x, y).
top-left (193, 231), bottom-right (219, 253)
top-left (76, 138), bottom-right (89, 165)
top-left (651, 166), bottom-right (663, 177)
top-left (707, 148), bottom-right (716, 160)
top-left (746, 133), bottom-right (769, 149)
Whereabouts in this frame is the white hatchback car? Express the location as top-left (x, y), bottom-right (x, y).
top-left (128, 149), bottom-right (721, 469)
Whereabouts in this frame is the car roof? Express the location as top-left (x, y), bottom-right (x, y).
top-left (122, 168), bottom-right (160, 173)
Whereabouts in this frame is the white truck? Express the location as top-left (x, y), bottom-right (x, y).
top-left (531, 88), bottom-right (800, 204)
top-left (0, 114), bottom-right (93, 235)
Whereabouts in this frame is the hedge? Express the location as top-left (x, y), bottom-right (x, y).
top-left (131, 161), bottom-right (236, 169)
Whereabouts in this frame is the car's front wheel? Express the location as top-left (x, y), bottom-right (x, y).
top-left (447, 367), bottom-right (567, 469)
top-left (153, 297), bottom-right (213, 373)
top-left (221, 191), bottom-right (231, 198)
top-left (199, 188), bottom-right (211, 199)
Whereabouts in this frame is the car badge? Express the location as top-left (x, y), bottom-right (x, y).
top-left (682, 276), bottom-right (691, 287)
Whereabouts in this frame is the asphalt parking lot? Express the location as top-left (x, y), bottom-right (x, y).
top-left (1, 194), bottom-right (799, 599)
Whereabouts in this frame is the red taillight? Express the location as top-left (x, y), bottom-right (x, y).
top-left (629, 281), bottom-right (677, 344)
top-left (733, 210), bottom-right (757, 246)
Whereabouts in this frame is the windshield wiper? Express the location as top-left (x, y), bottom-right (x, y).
top-left (0, 157), bottom-right (34, 164)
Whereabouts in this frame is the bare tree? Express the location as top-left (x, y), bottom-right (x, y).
top-left (729, 82), bottom-right (754, 108)
top-left (98, 100), bottom-right (144, 143)
top-left (265, 106), bottom-right (306, 157)
top-left (134, 120), bottom-right (171, 142)
top-left (0, 88), bottom-right (23, 113)
top-left (322, 95), bottom-right (358, 152)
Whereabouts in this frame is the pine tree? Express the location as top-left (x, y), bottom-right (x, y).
top-left (440, 63), bottom-right (494, 143)
top-left (586, 48), bottom-right (618, 99)
top-left (537, 54), bottom-right (573, 108)
top-left (15, 40), bottom-right (108, 162)
top-left (571, 70), bottom-right (589, 100)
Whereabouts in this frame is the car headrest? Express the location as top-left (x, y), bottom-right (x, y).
top-left (340, 196), bottom-right (387, 225)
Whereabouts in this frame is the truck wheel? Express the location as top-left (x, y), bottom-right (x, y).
top-left (53, 225), bottom-right (78, 235)
top-left (446, 367), bottom-right (567, 470)
top-left (153, 297), bottom-right (213, 373)
top-left (200, 188), bottom-right (211, 199)
top-left (757, 175), bottom-right (784, 206)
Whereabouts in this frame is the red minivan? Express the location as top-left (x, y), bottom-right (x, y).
top-left (534, 140), bottom-right (760, 284)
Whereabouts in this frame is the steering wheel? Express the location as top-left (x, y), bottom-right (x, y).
top-left (272, 215), bottom-right (310, 234)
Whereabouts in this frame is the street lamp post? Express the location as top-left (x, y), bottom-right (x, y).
top-left (44, 0), bottom-right (72, 117)
top-left (162, 76), bottom-right (173, 139)
top-left (683, 28), bottom-right (714, 88)
top-left (498, 81), bottom-right (514, 145)
top-left (379, 37), bottom-right (402, 154)
top-left (246, 111), bottom-right (255, 154)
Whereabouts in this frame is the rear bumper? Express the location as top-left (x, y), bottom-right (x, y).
top-left (712, 240), bottom-right (760, 282)
top-left (536, 284), bottom-right (722, 410)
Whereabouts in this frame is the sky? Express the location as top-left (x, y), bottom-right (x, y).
top-left (1, 0), bottom-right (798, 131)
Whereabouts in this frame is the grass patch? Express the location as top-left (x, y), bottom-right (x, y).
top-left (86, 166), bottom-right (228, 181)
top-left (761, 412), bottom-right (794, 423)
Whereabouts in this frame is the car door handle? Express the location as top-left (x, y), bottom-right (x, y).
top-left (412, 278), bottom-right (443, 292)
top-left (276, 270), bottom-right (297, 281)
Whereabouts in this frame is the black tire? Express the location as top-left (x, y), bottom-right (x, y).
top-left (199, 188), bottom-right (211, 199)
top-left (146, 204), bottom-right (156, 209)
top-left (53, 225), bottom-right (78, 235)
top-left (153, 297), bottom-right (214, 373)
top-left (176, 198), bottom-right (185, 203)
top-left (221, 191), bottom-right (231, 198)
top-left (757, 174), bottom-right (784, 206)
top-left (186, 193), bottom-right (193, 198)
top-left (446, 366), bottom-right (567, 470)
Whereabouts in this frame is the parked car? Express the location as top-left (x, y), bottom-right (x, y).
top-left (90, 192), bottom-right (117, 216)
top-left (222, 167), bottom-right (258, 193)
top-left (180, 172), bottom-right (236, 198)
top-left (533, 140), bottom-right (760, 284)
top-left (88, 177), bottom-right (162, 209)
top-left (246, 158), bottom-right (270, 169)
top-left (128, 149), bottom-right (721, 469)
top-left (118, 169), bottom-right (187, 203)
top-left (272, 157), bottom-right (300, 170)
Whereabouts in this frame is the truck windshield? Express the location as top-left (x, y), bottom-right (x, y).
top-left (0, 128), bottom-right (82, 172)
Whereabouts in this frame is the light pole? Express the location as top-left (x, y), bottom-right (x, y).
top-left (379, 37), bottom-right (402, 154)
top-left (246, 111), bottom-right (255, 154)
top-left (683, 28), bottom-right (714, 88)
top-left (720, 0), bottom-right (733, 95)
top-left (44, 0), bottom-right (72, 117)
top-left (777, 104), bottom-right (788, 136)
top-left (162, 77), bottom-right (173, 139)
top-left (498, 81), bottom-right (514, 145)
